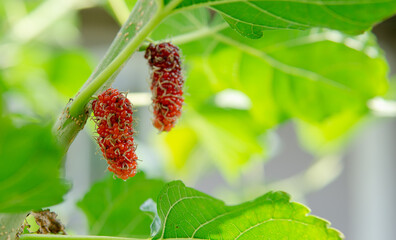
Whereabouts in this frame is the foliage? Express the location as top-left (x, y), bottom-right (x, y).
top-left (154, 181), bottom-right (343, 239)
top-left (0, 117), bottom-right (69, 213)
top-left (77, 173), bottom-right (165, 238)
top-left (152, 8), bottom-right (389, 178)
top-left (170, 0), bottom-right (396, 38)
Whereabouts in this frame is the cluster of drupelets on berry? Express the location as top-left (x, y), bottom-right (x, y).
top-left (91, 42), bottom-right (184, 180)
top-left (145, 42), bottom-right (184, 132)
top-left (92, 88), bottom-right (138, 180)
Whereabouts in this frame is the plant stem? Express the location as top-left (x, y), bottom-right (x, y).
top-left (213, 33), bottom-right (352, 92)
top-left (20, 235), bottom-right (149, 240)
top-left (68, 0), bottom-right (184, 117)
top-left (68, 11), bottom-right (160, 117)
top-left (54, 0), bottom-right (184, 149)
top-left (108, 0), bottom-right (130, 24)
top-left (138, 23), bottom-right (229, 51)
top-left (172, 23), bottom-right (228, 45)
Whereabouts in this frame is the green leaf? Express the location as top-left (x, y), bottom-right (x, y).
top-left (77, 172), bottom-right (165, 238)
top-left (44, 49), bottom-right (94, 97)
top-left (153, 181), bottom-right (343, 239)
top-left (150, 7), bottom-right (227, 56)
top-left (152, 9), bottom-right (388, 178)
top-left (0, 118), bottom-right (69, 212)
top-left (188, 106), bottom-right (267, 180)
top-left (160, 125), bottom-right (200, 173)
top-left (196, 30), bottom-right (387, 155)
top-left (165, 0), bottom-right (396, 38)
top-left (211, 28), bottom-right (387, 122)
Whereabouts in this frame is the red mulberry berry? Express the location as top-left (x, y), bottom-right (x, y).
top-left (91, 88), bottom-right (138, 180)
top-left (145, 42), bottom-right (184, 132)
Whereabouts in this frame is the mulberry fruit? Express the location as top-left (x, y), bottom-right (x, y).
top-left (92, 88), bottom-right (138, 180)
top-left (145, 42), bottom-right (184, 132)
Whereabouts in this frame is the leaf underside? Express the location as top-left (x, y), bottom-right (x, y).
top-left (0, 118), bottom-right (69, 212)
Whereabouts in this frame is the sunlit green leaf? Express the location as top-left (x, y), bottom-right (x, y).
top-left (77, 172), bottom-right (165, 238)
top-left (152, 9), bottom-right (388, 178)
top-left (0, 118), bottom-right (69, 212)
top-left (161, 125), bottom-right (199, 172)
top-left (153, 181), bottom-right (343, 239)
top-left (189, 106), bottom-right (267, 180)
top-left (164, 0), bottom-right (396, 38)
top-left (44, 50), bottom-right (94, 97)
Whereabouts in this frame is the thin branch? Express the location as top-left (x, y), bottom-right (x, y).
top-left (53, 0), bottom-right (185, 149)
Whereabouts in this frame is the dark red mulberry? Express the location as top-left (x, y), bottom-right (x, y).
top-left (92, 88), bottom-right (138, 180)
top-left (145, 42), bottom-right (184, 132)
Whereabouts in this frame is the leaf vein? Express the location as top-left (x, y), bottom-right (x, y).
top-left (245, 1), bottom-right (310, 27)
top-left (234, 218), bottom-right (311, 240)
top-left (161, 194), bottom-right (216, 238)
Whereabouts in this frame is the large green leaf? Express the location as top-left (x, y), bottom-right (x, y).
top-left (213, 28), bottom-right (387, 123)
top-left (153, 9), bottom-right (389, 118)
top-left (151, 9), bottom-right (388, 177)
top-left (77, 172), bottom-right (165, 238)
top-left (0, 118), bottom-right (69, 212)
top-left (164, 0), bottom-right (396, 38)
top-left (153, 181), bottom-right (343, 239)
